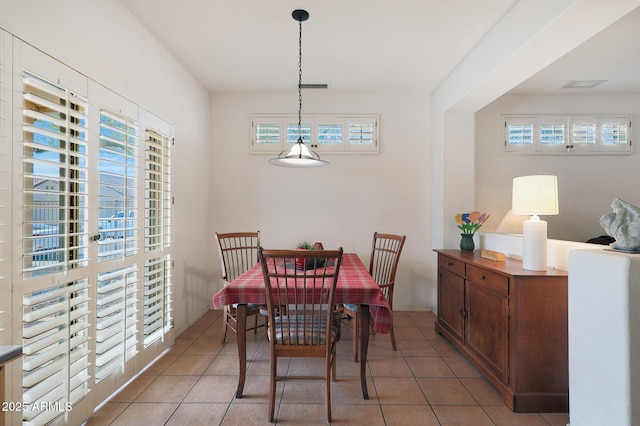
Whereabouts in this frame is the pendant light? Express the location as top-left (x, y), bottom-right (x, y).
top-left (270, 9), bottom-right (329, 168)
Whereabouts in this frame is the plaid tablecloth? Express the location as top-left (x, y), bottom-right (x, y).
top-left (212, 253), bottom-right (392, 333)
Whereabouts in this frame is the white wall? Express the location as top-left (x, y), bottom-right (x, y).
top-left (568, 249), bottom-right (640, 426)
top-left (209, 92), bottom-right (433, 310)
top-left (0, 1), bottom-right (212, 334)
top-left (475, 93), bottom-right (640, 243)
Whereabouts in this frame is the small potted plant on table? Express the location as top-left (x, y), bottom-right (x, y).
top-left (296, 241), bottom-right (325, 269)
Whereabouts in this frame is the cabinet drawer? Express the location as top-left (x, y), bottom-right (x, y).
top-left (438, 255), bottom-right (465, 277)
top-left (466, 265), bottom-right (508, 296)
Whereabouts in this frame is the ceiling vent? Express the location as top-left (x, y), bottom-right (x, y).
top-left (299, 83), bottom-right (328, 89)
top-left (562, 80), bottom-right (607, 89)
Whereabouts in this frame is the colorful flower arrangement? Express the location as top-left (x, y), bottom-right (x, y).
top-left (455, 211), bottom-right (490, 235)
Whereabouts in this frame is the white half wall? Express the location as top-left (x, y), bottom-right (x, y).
top-left (568, 249), bottom-right (640, 426)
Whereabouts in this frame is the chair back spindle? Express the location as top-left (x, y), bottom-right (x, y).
top-left (370, 232), bottom-right (406, 306)
top-left (342, 232), bottom-right (406, 361)
top-left (215, 231), bottom-right (264, 344)
top-left (216, 232), bottom-right (260, 282)
top-left (258, 247), bottom-right (343, 422)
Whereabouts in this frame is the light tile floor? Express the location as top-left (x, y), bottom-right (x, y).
top-left (87, 310), bottom-right (570, 425)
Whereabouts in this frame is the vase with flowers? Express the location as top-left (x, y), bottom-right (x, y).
top-left (455, 211), bottom-right (490, 251)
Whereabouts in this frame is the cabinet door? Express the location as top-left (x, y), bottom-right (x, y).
top-left (466, 281), bottom-right (509, 383)
top-left (437, 269), bottom-right (465, 343)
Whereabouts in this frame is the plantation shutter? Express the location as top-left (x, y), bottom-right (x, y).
top-left (315, 115), bottom-right (345, 152)
top-left (145, 129), bottom-right (171, 251)
top-left (22, 280), bottom-right (91, 425)
top-left (251, 116), bottom-right (282, 152)
top-left (21, 72), bottom-right (89, 277)
top-left (143, 126), bottom-right (172, 346)
top-left (143, 257), bottom-right (172, 346)
top-left (347, 117), bottom-right (377, 150)
top-left (250, 114), bottom-right (379, 153)
top-left (286, 118), bottom-right (312, 145)
top-left (599, 117), bottom-right (631, 152)
top-left (570, 117), bottom-right (597, 147)
top-left (0, 30), bottom-right (9, 344)
top-left (504, 116), bottom-right (535, 152)
top-left (12, 40), bottom-right (175, 425)
top-left (95, 265), bottom-right (139, 382)
top-left (98, 109), bottom-right (138, 261)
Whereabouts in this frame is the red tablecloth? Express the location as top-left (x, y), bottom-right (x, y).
top-left (213, 253), bottom-right (392, 333)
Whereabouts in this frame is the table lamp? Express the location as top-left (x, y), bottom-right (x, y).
top-left (511, 175), bottom-right (559, 271)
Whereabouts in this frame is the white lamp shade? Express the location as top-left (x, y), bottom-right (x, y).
top-left (512, 175), bottom-right (559, 216)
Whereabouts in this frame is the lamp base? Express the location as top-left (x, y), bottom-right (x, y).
top-left (522, 215), bottom-right (547, 271)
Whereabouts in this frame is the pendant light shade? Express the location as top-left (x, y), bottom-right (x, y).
top-left (269, 137), bottom-right (329, 168)
top-left (270, 9), bottom-right (329, 168)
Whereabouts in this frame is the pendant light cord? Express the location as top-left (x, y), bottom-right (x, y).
top-left (297, 17), bottom-right (303, 141)
top-left (269, 10), bottom-right (328, 167)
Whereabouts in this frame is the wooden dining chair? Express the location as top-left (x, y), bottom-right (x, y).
top-left (342, 232), bottom-right (406, 361)
top-left (258, 247), bottom-right (343, 423)
top-left (215, 231), bottom-right (266, 344)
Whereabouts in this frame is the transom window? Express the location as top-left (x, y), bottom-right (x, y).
top-left (251, 114), bottom-right (379, 154)
top-left (503, 115), bottom-right (632, 154)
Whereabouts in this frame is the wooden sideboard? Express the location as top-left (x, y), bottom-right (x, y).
top-left (434, 249), bottom-right (568, 412)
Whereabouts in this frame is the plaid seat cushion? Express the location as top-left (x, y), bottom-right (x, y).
top-left (271, 314), bottom-right (339, 345)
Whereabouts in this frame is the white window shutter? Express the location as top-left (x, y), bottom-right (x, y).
top-left (0, 30), bottom-right (9, 345)
top-left (22, 280), bottom-right (91, 425)
top-left (251, 116), bottom-right (283, 153)
top-left (504, 116), bottom-right (535, 152)
top-left (96, 265), bottom-right (139, 382)
top-left (285, 116), bottom-right (313, 145)
top-left (145, 130), bottom-right (171, 252)
top-left (570, 117), bottom-right (598, 151)
top-left (98, 109), bottom-right (139, 261)
top-left (143, 257), bottom-right (172, 346)
top-left (346, 116), bottom-right (378, 152)
top-left (538, 116), bottom-right (567, 152)
top-left (599, 117), bottom-right (631, 152)
top-left (21, 72), bottom-right (89, 277)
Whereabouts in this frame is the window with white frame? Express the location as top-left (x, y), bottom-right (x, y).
top-left (251, 114), bottom-right (379, 154)
top-left (503, 115), bottom-right (632, 154)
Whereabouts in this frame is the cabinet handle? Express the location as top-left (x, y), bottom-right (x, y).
top-left (448, 262), bottom-right (453, 266)
top-left (480, 275), bottom-right (486, 280)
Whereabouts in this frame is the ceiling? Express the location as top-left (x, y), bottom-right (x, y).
top-left (510, 5), bottom-right (640, 95)
top-left (118, 0), bottom-right (516, 93)
top-left (119, 0), bottom-right (640, 96)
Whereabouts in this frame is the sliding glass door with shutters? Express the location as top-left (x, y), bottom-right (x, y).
top-left (9, 40), bottom-right (174, 426)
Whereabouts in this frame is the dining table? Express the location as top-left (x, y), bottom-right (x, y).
top-left (212, 252), bottom-right (392, 400)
